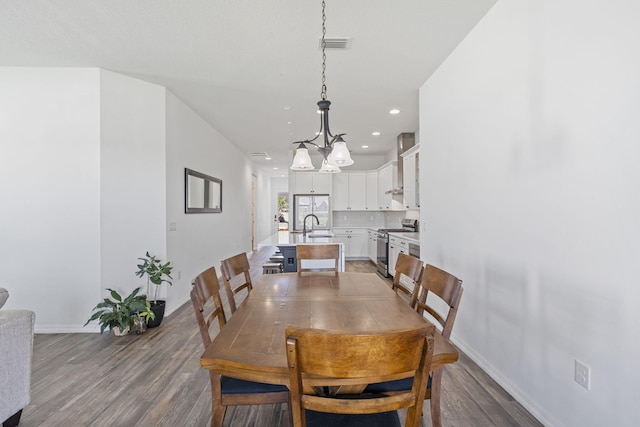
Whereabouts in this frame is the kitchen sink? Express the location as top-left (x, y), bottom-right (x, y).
top-left (289, 230), bottom-right (333, 238)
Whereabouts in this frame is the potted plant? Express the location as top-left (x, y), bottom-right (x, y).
top-left (84, 287), bottom-right (154, 336)
top-left (136, 251), bottom-right (173, 328)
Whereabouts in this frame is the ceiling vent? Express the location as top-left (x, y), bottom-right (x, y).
top-left (249, 152), bottom-right (270, 158)
top-left (319, 37), bottom-right (351, 49)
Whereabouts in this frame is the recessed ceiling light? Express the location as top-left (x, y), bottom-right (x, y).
top-left (265, 157), bottom-right (272, 160)
top-left (284, 105), bottom-right (292, 110)
top-left (372, 132), bottom-right (380, 136)
top-left (362, 145), bottom-right (369, 149)
top-left (389, 109), bottom-right (400, 115)
top-left (273, 167), bottom-right (279, 170)
top-left (287, 121), bottom-right (294, 125)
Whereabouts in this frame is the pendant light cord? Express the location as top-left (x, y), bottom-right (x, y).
top-left (320, 0), bottom-right (327, 101)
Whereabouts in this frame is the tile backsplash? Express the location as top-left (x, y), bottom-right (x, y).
top-left (331, 210), bottom-right (409, 229)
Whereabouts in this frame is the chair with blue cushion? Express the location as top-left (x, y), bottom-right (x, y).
top-left (296, 244), bottom-right (340, 275)
top-left (367, 264), bottom-right (464, 427)
top-left (391, 252), bottom-right (424, 304)
top-left (285, 324), bottom-right (435, 427)
top-left (190, 267), bottom-right (290, 427)
top-left (220, 252), bottom-right (254, 314)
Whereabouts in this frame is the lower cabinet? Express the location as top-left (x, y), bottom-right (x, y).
top-left (333, 228), bottom-right (367, 259)
top-left (367, 230), bottom-right (378, 263)
top-left (388, 235), bottom-right (409, 277)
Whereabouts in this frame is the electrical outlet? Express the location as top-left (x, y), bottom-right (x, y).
top-left (177, 270), bottom-right (182, 280)
top-left (575, 360), bottom-right (590, 390)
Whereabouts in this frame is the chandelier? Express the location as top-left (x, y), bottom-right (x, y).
top-left (290, 0), bottom-right (354, 173)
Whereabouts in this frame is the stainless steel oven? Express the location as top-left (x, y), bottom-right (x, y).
top-left (376, 231), bottom-right (389, 276)
top-left (376, 219), bottom-right (418, 277)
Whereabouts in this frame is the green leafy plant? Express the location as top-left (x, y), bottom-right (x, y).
top-left (135, 252), bottom-right (173, 303)
top-left (278, 194), bottom-right (289, 212)
top-left (84, 287), bottom-right (154, 334)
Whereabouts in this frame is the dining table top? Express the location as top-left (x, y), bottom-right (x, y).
top-left (200, 272), bottom-right (459, 385)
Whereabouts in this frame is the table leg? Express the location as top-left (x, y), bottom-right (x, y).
top-left (429, 370), bottom-right (443, 427)
top-left (210, 372), bottom-right (226, 427)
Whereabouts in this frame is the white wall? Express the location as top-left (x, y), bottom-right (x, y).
top-left (165, 91), bottom-right (255, 314)
top-left (419, 1), bottom-right (640, 426)
top-left (100, 70), bottom-right (167, 303)
top-left (0, 68), bottom-right (261, 331)
top-left (0, 68), bottom-right (101, 331)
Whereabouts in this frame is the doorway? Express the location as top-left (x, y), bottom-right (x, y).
top-left (276, 191), bottom-right (289, 233)
top-left (251, 174), bottom-right (256, 250)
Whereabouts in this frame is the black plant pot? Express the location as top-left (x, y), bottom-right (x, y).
top-left (147, 300), bottom-right (166, 328)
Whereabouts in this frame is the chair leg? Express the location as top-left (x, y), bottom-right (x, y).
top-left (210, 373), bottom-right (227, 427)
top-left (3, 409), bottom-right (23, 427)
top-left (429, 370), bottom-right (443, 427)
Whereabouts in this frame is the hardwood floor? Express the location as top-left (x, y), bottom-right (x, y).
top-left (21, 251), bottom-right (542, 427)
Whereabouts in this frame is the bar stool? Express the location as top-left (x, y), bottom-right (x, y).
top-left (269, 255), bottom-right (284, 263)
top-left (262, 262), bottom-right (282, 275)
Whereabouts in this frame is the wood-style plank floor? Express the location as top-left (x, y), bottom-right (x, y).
top-left (21, 249), bottom-right (543, 427)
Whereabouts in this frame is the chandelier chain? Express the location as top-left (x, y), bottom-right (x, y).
top-left (320, 0), bottom-right (327, 100)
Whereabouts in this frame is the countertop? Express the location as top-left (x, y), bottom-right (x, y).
top-left (388, 232), bottom-right (420, 244)
top-left (257, 230), bottom-right (342, 247)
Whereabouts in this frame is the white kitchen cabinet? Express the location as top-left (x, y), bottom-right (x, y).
top-left (332, 174), bottom-right (349, 210)
top-left (377, 162), bottom-right (395, 210)
top-left (365, 171), bottom-right (378, 210)
top-left (388, 235), bottom-right (409, 277)
top-left (348, 173), bottom-right (367, 210)
top-left (367, 229), bottom-right (378, 263)
top-left (292, 172), bottom-right (331, 194)
top-left (402, 144), bottom-right (419, 209)
top-left (333, 228), bottom-right (367, 259)
top-left (332, 172), bottom-right (366, 210)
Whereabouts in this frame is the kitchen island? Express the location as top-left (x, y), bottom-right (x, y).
top-left (257, 230), bottom-right (345, 272)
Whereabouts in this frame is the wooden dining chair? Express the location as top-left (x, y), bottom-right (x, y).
top-left (285, 324), bottom-right (435, 427)
top-left (296, 244), bottom-right (340, 275)
top-left (411, 264), bottom-right (464, 340)
top-left (391, 253), bottom-right (424, 304)
top-left (190, 266), bottom-right (290, 427)
top-left (191, 266), bottom-right (228, 348)
top-left (367, 264), bottom-right (464, 427)
top-left (220, 252), bottom-right (253, 314)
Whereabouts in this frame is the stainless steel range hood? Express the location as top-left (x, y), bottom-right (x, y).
top-left (385, 132), bottom-right (415, 195)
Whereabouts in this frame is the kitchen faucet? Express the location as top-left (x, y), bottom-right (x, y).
top-left (302, 214), bottom-right (320, 236)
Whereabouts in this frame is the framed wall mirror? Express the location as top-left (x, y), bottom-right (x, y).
top-left (185, 168), bottom-right (222, 213)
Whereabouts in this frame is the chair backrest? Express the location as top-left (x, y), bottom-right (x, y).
top-left (392, 253), bottom-right (424, 303)
top-left (190, 266), bottom-right (227, 349)
top-left (285, 324), bottom-right (435, 427)
top-left (220, 252), bottom-right (253, 314)
top-left (296, 244), bottom-right (340, 275)
top-left (411, 264), bottom-right (463, 339)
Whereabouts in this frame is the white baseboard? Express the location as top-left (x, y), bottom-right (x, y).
top-left (34, 294), bottom-right (191, 334)
top-left (35, 325), bottom-right (97, 334)
top-left (451, 336), bottom-right (560, 427)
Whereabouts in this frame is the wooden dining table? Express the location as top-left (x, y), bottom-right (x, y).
top-left (200, 271), bottom-right (459, 418)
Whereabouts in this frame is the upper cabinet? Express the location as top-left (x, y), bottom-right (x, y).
top-left (377, 161), bottom-right (396, 210)
top-left (291, 172), bottom-right (331, 194)
top-left (402, 144), bottom-right (420, 209)
top-left (365, 171), bottom-right (378, 210)
top-left (332, 172), bottom-right (367, 210)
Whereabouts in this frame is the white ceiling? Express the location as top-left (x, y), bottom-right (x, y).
top-left (0, 0), bottom-right (495, 176)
